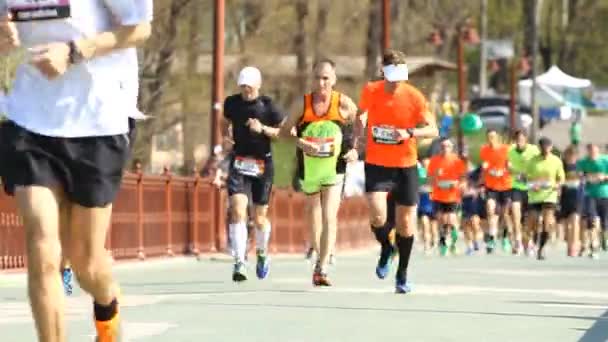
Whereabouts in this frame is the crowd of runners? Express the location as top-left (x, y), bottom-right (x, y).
top-left (204, 49), bottom-right (608, 296)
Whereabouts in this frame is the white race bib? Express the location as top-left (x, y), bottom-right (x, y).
top-left (489, 168), bottom-right (504, 177)
top-left (8, 0), bottom-right (71, 21)
top-left (234, 156), bottom-right (265, 178)
top-left (304, 137), bottom-right (335, 158)
top-left (564, 180), bottom-right (580, 189)
top-left (437, 180), bottom-right (456, 189)
top-left (371, 125), bottom-right (399, 145)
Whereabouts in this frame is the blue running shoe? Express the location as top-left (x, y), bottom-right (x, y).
top-left (62, 268), bottom-right (73, 296)
top-left (256, 250), bottom-right (270, 280)
top-left (395, 280), bottom-right (413, 294)
top-left (375, 247), bottom-right (395, 279)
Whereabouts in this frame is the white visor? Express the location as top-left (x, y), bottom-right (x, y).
top-left (383, 64), bottom-right (409, 82)
top-left (237, 66), bottom-right (262, 88)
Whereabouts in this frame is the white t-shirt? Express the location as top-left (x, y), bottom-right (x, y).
top-left (0, 0), bottom-right (153, 137)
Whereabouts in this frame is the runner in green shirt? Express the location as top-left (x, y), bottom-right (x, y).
top-left (576, 143), bottom-right (608, 253)
top-left (507, 130), bottom-right (540, 255)
top-left (525, 137), bottom-right (565, 260)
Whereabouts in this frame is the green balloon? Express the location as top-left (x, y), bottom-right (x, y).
top-left (461, 113), bottom-right (483, 135)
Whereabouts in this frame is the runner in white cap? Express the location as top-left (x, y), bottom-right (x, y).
top-left (222, 66), bottom-right (285, 282)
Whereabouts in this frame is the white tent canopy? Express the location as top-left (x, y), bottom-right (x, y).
top-left (519, 65), bottom-right (592, 88)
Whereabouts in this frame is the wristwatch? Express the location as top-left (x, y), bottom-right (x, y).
top-left (68, 40), bottom-right (84, 65)
top-left (406, 128), bottom-right (415, 138)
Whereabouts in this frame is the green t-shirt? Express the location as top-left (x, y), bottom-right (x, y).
top-left (526, 154), bottom-right (565, 204)
top-left (508, 144), bottom-right (540, 190)
top-left (300, 121), bottom-right (343, 193)
top-left (577, 156), bottom-right (608, 198)
top-left (417, 163), bottom-right (430, 193)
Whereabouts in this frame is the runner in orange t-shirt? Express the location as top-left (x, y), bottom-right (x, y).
top-left (427, 138), bottom-right (467, 257)
top-left (353, 50), bottom-right (438, 294)
top-left (479, 129), bottom-right (513, 254)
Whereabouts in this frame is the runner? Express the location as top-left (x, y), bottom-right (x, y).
top-left (577, 143), bottom-right (608, 257)
top-left (354, 50), bottom-right (438, 293)
top-left (417, 158), bottom-right (436, 255)
top-left (279, 58), bottom-right (358, 286)
top-left (222, 66), bottom-right (285, 282)
top-left (461, 157), bottom-right (484, 256)
top-left (508, 130), bottom-right (539, 255)
top-left (479, 129), bottom-right (513, 254)
top-left (427, 138), bottom-right (467, 256)
top-left (559, 145), bottom-right (584, 257)
top-left (0, 2), bottom-right (152, 340)
top-left (525, 138), bottom-right (565, 260)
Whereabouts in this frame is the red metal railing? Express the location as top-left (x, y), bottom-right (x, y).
top-left (0, 172), bottom-right (373, 270)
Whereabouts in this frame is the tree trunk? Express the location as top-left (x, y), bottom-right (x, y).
top-left (365, 0), bottom-right (381, 79)
top-left (313, 0), bottom-right (330, 61)
top-left (295, 0), bottom-right (309, 94)
top-left (134, 0), bottom-right (189, 170)
top-left (181, 1), bottom-right (204, 175)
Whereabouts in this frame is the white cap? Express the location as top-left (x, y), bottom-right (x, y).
top-left (382, 64), bottom-right (409, 82)
top-left (237, 66), bottom-right (262, 88)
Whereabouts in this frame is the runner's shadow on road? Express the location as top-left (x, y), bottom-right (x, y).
top-left (511, 300), bottom-right (608, 307)
top-left (192, 301), bottom-right (608, 323)
top-left (579, 309), bottom-right (608, 342)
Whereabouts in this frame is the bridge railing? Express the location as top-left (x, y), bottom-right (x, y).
top-left (0, 172), bottom-right (373, 270)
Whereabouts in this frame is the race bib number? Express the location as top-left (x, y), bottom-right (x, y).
top-left (8, 0), bottom-right (71, 21)
top-left (488, 168), bottom-right (504, 177)
top-left (437, 180), bottom-right (456, 189)
top-left (304, 137), bottom-right (335, 158)
top-left (234, 156), bottom-right (265, 177)
top-left (371, 125), bottom-right (399, 145)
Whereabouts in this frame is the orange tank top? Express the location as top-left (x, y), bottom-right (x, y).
top-left (299, 91), bottom-right (344, 125)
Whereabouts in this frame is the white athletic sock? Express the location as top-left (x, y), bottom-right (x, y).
top-left (229, 222), bottom-right (248, 263)
top-left (256, 223), bottom-right (271, 252)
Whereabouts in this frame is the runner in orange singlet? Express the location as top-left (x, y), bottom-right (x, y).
top-left (479, 129), bottom-right (513, 254)
top-left (427, 138), bottom-right (467, 257)
top-left (353, 50), bottom-right (438, 294)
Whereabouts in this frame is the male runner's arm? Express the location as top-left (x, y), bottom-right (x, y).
top-left (7, 1), bottom-right (153, 79)
top-left (339, 94), bottom-right (360, 162)
top-left (246, 100), bottom-right (284, 139)
top-left (278, 97), bottom-right (319, 155)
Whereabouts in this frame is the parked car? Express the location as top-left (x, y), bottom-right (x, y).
top-left (476, 106), bottom-right (532, 134)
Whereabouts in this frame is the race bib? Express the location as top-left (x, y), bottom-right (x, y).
top-left (437, 180), bottom-right (456, 189)
top-left (234, 156), bottom-right (265, 178)
top-left (488, 168), bottom-right (504, 177)
top-left (529, 180), bottom-right (551, 190)
top-left (8, 0), bottom-right (71, 21)
top-left (586, 173), bottom-right (605, 184)
top-left (304, 137), bottom-right (335, 158)
top-left (563, 180), bottom-right (580, 189)
top-left (371, 125), bottom-right (399, 145)
top-left (419, 184), bottom-right (431, 193)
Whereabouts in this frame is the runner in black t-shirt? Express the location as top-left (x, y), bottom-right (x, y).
top-left (222, 66), bottom-right (285, 282)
